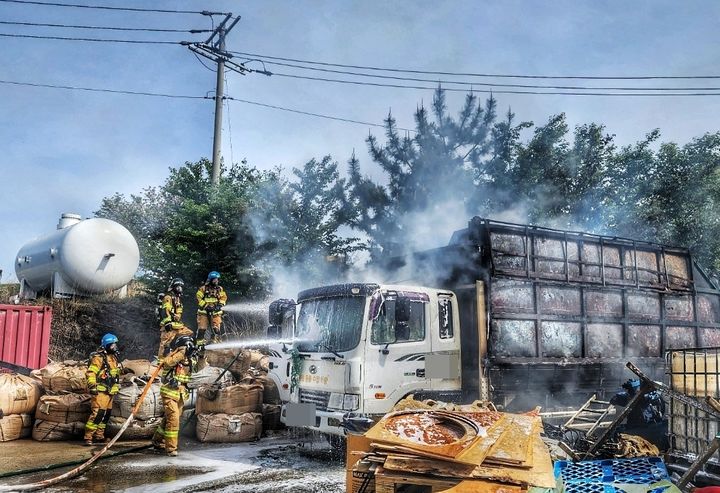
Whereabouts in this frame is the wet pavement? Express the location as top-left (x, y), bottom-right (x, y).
top-left (0, 433), bottom-right (345, 493)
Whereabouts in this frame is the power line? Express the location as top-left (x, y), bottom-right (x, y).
top-left (230, 50), bottom-right (720, 81)
top-left (0, 32), bottom-right (185, 44)
top-left (0, 0), bottom-right (225, 15)
top-left (0, 79), bottom-right (415, 131)
top-left (0, 20), bottom-right (211, 33)
top-left (0, 79), bottom-right (208, 99)
top-left (225, 96), bottom-right (415, 132)
top-left (246, 57), bottom-right (720, 92)
top-left (269, 72), bottom-right (720, 97)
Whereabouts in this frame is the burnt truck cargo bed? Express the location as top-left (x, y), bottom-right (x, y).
top-left (386, 217), bottom-right (720, 409)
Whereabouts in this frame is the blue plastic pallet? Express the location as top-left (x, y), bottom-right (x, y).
top-left (554, 457), bottom-right (669, 485)
top-left (562, 484), bottom-right (670, 493)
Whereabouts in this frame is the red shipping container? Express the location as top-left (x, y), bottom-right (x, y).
top-left (0, 304), bottom-right (52, 370)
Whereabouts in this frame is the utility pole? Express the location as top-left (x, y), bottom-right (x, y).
top-left (210, 26), bottom-right (226, 186)
top-left (187, 15), bottom-right (271, 185)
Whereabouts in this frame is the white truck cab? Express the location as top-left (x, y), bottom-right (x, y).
top-left (280, 282), bottom-right (461, 436)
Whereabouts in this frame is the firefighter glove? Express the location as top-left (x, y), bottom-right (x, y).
top-left (164, 323), bottom-right (173, 332)
top-left (89, 385), bottom-right (99, 395)
top-left (205, 304), bottom-right (216, 313)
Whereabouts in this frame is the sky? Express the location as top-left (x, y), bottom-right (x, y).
top-left (1, 0), bottom-right (720, 282)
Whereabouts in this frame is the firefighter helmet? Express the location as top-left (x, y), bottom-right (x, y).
top-left (207, 271), bottom-right (221, 281)
top-left (101, 333), bottom-right (118, 348)
top-left (171, 335), bottom-right (195, 352)
top-left (169, 278), bottom-right (184, 288)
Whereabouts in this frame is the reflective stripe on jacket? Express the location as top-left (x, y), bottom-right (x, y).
top-left (160, 293), bottom-right (184, 328)
top-left (86, 350), bottom-right (121, 395)
top-left (160, 347), bottom-right (193, 401)
top-left (196, 284), bottom-right (227, 314)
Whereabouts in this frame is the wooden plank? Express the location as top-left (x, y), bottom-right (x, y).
top-left (441, 480), bottom-right (526, 492)
top-left (374, 466), bottom-right (459, 493)
top-left (483, 415), bottom-right (538, 467)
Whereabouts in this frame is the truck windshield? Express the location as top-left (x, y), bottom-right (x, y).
top-left (295, 296), bottom-right (366, 352)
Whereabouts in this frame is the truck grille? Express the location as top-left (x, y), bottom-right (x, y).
top-left (299, 389), bottom-right (331, 412)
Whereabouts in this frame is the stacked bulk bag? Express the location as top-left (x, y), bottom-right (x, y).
top-left (0, 373), bottom-right (43, 415)
top-left (188, 365), bottom-right (234, 390)
top-left (241, 368), bottom-right (284, 431)
top-left (121, 359), bottom-right (158, 379)
top-left (195, 412), bottom-right (262, 443)
top-left (0, 414), bottom-right (33, 442)
top-left (106, 415), bottom-right (163, 440)
top-left (196, 383), bottom-right (263, 415)
top-left (0, 373), bottom-right (43, 442)
top-left (38, 361), bottom-right (88, 393)
top-left (32, 420), bottom-right (86, 441)
top-left (204, 348), bottom-right (254, 380)
top-left (35, 394), bottom-right (90, 423)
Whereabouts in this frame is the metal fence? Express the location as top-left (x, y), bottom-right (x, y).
top-left (667, 347), bottom-right (720, 473)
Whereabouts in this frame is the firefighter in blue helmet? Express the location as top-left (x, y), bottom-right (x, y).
top-left (196, 271), bottom-right (227, 344)
top-left (84, 333), bottom-right (122, 445)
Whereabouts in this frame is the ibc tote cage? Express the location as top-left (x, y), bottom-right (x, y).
top-left (666, 346), bottom-right (720, 478)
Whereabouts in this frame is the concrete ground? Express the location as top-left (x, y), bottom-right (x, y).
top-left (0, 433), bottom-right (345, 492)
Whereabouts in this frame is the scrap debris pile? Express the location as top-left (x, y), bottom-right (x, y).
top-left (348, 397), bottom-right (556, 492)
top-left (0, 347), bottom-right (282, 446)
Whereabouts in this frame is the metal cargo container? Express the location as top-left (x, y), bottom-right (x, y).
top-left (387, 217), bottom-right (720, 409)
top-left (0, 304), bottom-right (52, 371)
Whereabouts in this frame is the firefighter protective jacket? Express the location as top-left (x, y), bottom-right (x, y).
top-left (160, 293), bottom-right (184, 329)
top-left (196, 283), bottom-right (227, 315)
top-left (159, 347), bottom-right (194, 402)
top-left (86, 349), bottom-right (121, 395)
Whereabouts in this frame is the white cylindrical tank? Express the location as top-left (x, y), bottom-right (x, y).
top-left (15, 214), bottom-right (140, 295)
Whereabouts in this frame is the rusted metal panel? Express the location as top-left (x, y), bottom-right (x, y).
top-left (626, 325), bottom-right (661, 357)
top-left (697, 294), bottom-right (720, 324)
top-left (665, 296), bottom-right (694, 321)
top-left (490, 280), bottom-right (534, 314)
top-left (585, 324), bottom-right (623, 358)
top-left (538, 286), bottom-right (581, 316)
top-left (585, 290), bottom-right (623, 318)
top-left (490, 320), bottom-right (535, 357)
top-left (0, 304), bottom-right (52, 370)
top-left (626, 292), bottom-right (661, 320)
top-left (540, 321), bottom-right (581, 358)
top-left (699, 327), bottom-right (720, 347)
top-left (665, 326), bottom-right (696, 349)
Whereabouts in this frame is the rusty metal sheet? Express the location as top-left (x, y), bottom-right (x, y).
top-left (665, 296), bottom-right (694, 321)
top-left (666, 326), bottom-right (697, 349)
top-left (540, 321), bottom-right (581, 358)
top-left (586, 323), bottom-right (623, 358)
top-left (534, 237), bottom-right (580, 277)
top-left (631, 250), bottom-right (661, 283)
top-left (626, 292), bottom-right (661, 320)
top-left (538, 286), bottom-right (581, 316)
top-left (490, 233), bottom-right (527, 271)
top-left (697, 294), bottom-right (720, 324)
top-left (490, 320), bottom-right (536, 357)
top-left (585, 290), bottom-right (623, 318)
top-left (626, 325), bottom-right (661, 357)
top-left (698, 327), bottom-right (720, 347)
top-left (490, 280), bottom-right (534, 314)
top-left (665, 253), bottom-right (690, 284)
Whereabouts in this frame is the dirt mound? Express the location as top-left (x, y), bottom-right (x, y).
top-left (49, 296), bottom-right (157, 362)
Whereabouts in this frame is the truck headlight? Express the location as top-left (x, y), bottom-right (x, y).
top-left (327, 393), bottom-right (344, 410)
top-left (343, 393), bottom-right (360, 411)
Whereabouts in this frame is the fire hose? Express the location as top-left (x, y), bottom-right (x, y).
top-left (0, 364), bottom-right (164, 492)
top-left (0, 348), bottom-right (245, 492)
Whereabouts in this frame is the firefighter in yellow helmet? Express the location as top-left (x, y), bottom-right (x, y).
top-left (196, 271), bottom-right (227, 344)
top-left (84, 333), bottom-right (122, 445)
top-left (158, 278), bottom-right (186, 359)
top-left (151, 329), bottom-right (201, 456)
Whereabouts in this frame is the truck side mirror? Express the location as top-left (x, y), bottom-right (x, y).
top-left (268, 298), bottom-right (296, 325)
top-left (395, 297), bottom-right (411, 323)
top-left (267, 324), bottom-right (281, 339)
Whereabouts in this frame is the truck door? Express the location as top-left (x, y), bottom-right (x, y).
top-left (427, 293), bottom-right (462, 393)
top-left (364, 291), bottom-right (431, 414)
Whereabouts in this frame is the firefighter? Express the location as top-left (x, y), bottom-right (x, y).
top-left (196, 271), bottom-right (227, 344)
top-left (151, 329), bottom-right (199, 456)
top-left (84, 333), bottom-right (122, 446)
top-left (158, 278), bottom-right (186, 359)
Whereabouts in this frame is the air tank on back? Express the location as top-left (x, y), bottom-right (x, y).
top-left (15, 213), bottom-right (140, 298)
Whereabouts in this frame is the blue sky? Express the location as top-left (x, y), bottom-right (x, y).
top-left (1, 0), bottom-right (720, 282)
